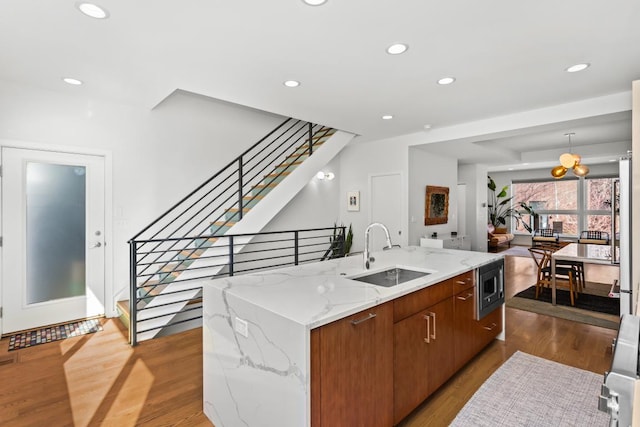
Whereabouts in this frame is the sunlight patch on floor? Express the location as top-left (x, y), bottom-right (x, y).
top-left (62, 321), bottom-right (137, 427)
top-left (102, 358), bottom-right (154, 426)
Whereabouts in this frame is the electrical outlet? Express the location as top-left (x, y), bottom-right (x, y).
top-left (235, 317), bottom-right (249, 338)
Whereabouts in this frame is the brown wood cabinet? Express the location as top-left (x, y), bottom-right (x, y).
top-left (393, 281), bottom-right (454, 424)
top-left (453, 285), bottom-right (479, 371)
top-left (453, 271), bottom-right (503, 371)
top-left (310, 302), bottom-right (394, 427)
top-left (310, 269), bottom-right (502, 427)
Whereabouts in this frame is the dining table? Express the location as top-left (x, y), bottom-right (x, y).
top-left (550, 243), bottom-right (615, 305)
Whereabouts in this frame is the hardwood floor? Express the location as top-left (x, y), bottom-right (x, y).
top-left (0, 254), bottom-right (617, 427)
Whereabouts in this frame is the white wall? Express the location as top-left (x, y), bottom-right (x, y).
top-left (408, 147), bottom-right (458, 244)
top-left (337, 137), bottom-right (410, 253)
top-left (264, 156), bottom-right (341, 231)
top-left (459, 164), bottom-right (489, 251)
top-left (0, 81), bottom-right (340, 314)
top-left (336, 135), bottom-right (461, 253)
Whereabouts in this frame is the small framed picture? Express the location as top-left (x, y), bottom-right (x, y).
top-left (347, 191), bottom-right (360, 211)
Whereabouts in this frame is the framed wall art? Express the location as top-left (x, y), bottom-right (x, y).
top-left (347, 191), bottom-right (360, 211)
top-left (425, 185), bottom-right (449, 225)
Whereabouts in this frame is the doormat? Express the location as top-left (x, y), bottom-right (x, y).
top-left (7, 318), bottom-right (103, 351)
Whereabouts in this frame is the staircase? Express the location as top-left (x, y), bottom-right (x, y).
top-left (119, 119), bottom-right (354, 344)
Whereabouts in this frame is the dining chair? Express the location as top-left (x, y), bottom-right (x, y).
top-left (528, 247), bottom-right (578, 306)
top-left (532, 228), bottom-right (559, 247)
top-left (535, 243), bottom-right (585, 292)
top-left (577, 230), bottom-right (610, 245)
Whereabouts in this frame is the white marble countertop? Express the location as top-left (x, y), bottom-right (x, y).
top-left (206, 246), bottom-right (503, 329)
top-left (552, 242), bottom-right (614, 265)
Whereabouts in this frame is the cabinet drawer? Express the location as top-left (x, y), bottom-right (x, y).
top-left (477, 306), bottom-right (503, 349)
top-left (451, 270), bottom-right (474, 292)
top-left (393, 280), bottom-right (453, 323)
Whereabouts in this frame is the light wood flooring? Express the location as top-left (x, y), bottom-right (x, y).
top-left (0, 254), bottom-right (618, 426)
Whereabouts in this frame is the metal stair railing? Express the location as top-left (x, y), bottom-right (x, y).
top-left (127, 118), bottom-right (336, 344)
top-left (129, 226), bottom-right (346, 345)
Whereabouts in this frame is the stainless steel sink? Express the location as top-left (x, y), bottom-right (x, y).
top-left (351, 267), bottom-right (431, 287)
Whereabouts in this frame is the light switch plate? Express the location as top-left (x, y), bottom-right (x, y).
top-left (235, 317), bottom-right (249, 338)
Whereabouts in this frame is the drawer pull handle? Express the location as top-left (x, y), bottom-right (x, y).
top-left (455, 280), bottom-right (466, 285)
top-left (351, 313), bottom-right (376, 326)
top-left (483, 322), bottom-right (498, 331)
top-left (430, 312), bottom-right (436, 340)
top-left (457, 293), bottom-right (473, 301)
top-left (423, 314), bottom-right (431, 344)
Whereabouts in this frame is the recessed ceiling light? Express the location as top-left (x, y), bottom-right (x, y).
top-left (508, 168), bottom-right (514, 171)
top-left (62, 77), bottom-right (83, 85)
top-left (382, 115), bottom-right (393, 120)
top-left (283, 80), bottom-right (300, 88)
top-left (76, 2), bottom-right (109, 19)
top-left (437, 77), bottom-right (456, 85)
top-left (302, 0), bottom-right (327, 5)
top-left (522, 163), bottom-right (529, 166)
top-left (423, 124), bottom-right (432, 130)
top-left (566, 63), bottom-right (590, 73)
top-left (609, 159), bottom-right (617, 162)
top-left (386, 43), bottom-right (408, 55)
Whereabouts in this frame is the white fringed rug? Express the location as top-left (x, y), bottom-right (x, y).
top-left (450, 351), bottom-right (609, 426)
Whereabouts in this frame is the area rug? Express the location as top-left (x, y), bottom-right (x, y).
top-left (7, 318), bottom-right (103, 351)
top-left (507, 283), bottom-right (619, 330)
top-left (451, 351), bottom-right (609, 426)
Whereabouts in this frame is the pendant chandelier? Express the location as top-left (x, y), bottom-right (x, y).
top-left (550, 132), bottom-right (589, 179)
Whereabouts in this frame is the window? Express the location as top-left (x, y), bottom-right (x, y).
top-left (585, 178), bottom-right (613, 234)
top-left (511, 176), bottom-right (615, 237)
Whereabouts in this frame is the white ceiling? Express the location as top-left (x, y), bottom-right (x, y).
top-left (1, 0), bottom-right (639, 168)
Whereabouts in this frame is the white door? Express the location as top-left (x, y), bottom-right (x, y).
top-left (370, 173), bottom-right (403, 250)
top-left (1, 147), bottom-right (105, 333)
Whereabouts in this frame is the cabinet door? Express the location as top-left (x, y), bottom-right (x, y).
top-left (314, 302), bottom-right (393, 427)
top-left (393, 310), bottom-right (429, 424)
top-left (453, 286), bottom-right (478, 371)
top-left (393, 297), bottom-right (454, 424)
top-left (426, 297), bottom-right (454, 395)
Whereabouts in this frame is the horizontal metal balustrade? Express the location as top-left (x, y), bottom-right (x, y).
top-left (126, 118), bottom-right (338, 345)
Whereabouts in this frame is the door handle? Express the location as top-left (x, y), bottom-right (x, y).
top-left (90, 242), bottom-right (102, 248)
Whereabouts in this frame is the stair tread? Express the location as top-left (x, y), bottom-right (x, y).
top-left (212, 220), bottom-right (237, 226)
top-left (252, 182), bottom-right (278, 189)
top-left (264, 171), bottom-right (292, 179)
top-left (117, 298), bottom-right (203, 319)
top-left (179, 248), bottom-right (207, 258)
top-left (227, 207), bottom-right (252, 213)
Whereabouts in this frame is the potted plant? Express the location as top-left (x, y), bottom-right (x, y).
top-left (487, 176), bottom-right (535, 233)
top-left (324, 223), bottom-right (353, 259)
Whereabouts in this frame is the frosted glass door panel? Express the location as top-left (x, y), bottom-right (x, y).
top-left (2, 146), bottom-right (105, 334)
top-left (26, 163), bottom-right (87, 304)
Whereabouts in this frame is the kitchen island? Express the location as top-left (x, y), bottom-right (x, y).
top-left (203, 246), bottom-right (504, 426)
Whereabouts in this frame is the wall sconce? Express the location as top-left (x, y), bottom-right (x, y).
top-left (316, 171), bottom-right (335, 180)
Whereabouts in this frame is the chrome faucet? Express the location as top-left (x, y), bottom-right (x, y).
top-left (364, 222), bottom-right (393, 269)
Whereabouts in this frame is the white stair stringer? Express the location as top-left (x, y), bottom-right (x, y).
top-left (135, 130), bottom-right (355, 341)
